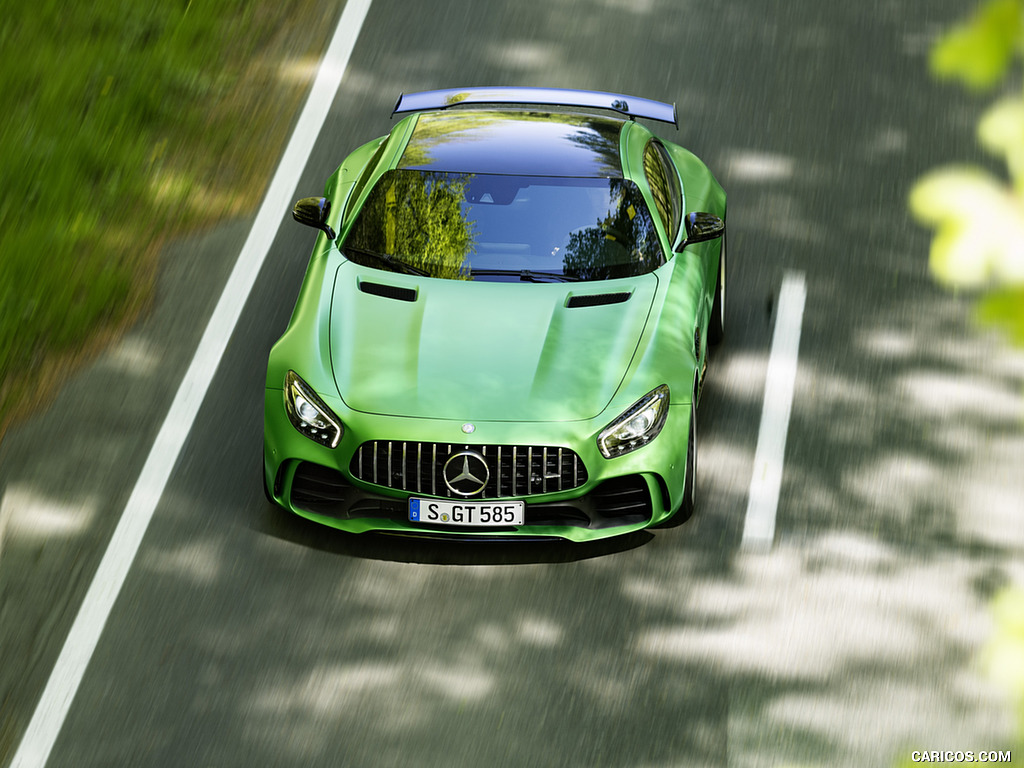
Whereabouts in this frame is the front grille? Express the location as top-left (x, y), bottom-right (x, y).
top-left (350, 442), bottom-right (588, 499)
top-left (289, 460), bottom-right (648, 531)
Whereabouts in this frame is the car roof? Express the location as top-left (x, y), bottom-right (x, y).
top-left (395, 110), bottom-right (625, 178)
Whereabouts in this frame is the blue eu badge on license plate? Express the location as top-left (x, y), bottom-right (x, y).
top-left (409, 498), bottom-right (420, 521)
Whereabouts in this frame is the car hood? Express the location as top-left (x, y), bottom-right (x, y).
top-left (329, 265), bottom-right (657, 422)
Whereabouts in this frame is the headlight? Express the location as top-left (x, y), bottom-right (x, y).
top-left (284, 371), bottom-right (343, 448)
top-left (597, 385), bottom-right (670, 458)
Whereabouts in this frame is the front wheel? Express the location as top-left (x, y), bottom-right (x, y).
top-left (708, 232), bottom-right (725, 345)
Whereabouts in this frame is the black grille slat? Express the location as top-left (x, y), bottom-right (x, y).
top-left (350, 442), bottom-right (587, 499)
top-left (416, 443), bottom-right (423, 494)
top-left (293, 482), bottom-right (344, 502)
top-left (496, 446), bottom-right (503, 497)
top-left (291, 463), bottom-right (352, 507)
top-left (591, 476), bottom-right (651, 518)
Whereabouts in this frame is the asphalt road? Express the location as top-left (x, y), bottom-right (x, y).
top-left (3, 0), bottom-right (1024, 765)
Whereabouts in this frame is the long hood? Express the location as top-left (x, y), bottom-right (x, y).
top-left (329, 265), bottom-right (657, 421)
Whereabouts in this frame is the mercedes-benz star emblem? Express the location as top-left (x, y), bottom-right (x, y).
top-left (461, 423), bottom-right (475, 434)
top-left (442, 450), bottom-right (489, 496)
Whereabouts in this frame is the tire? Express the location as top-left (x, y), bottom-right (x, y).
top-left (708, 232), bottom-right (725, 345)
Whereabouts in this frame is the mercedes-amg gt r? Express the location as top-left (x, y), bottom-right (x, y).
top-left (263, 87), bottom-right (726, 541)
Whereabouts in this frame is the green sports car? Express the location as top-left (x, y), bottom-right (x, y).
top-left (263, 87), bottom-right (726, 542)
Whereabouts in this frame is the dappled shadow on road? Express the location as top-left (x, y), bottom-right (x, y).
top-left (678, 0), bottom-right (1024, 763)
top-left (62, 511), bottom-right (733, 767)
top-left (0, 218), bottom-right (258, 764)
top-left (318, 0), bottom-right (1024, 764)
top-left (662, 0), bottom-right (1024, 764)
top-left (4, 0), bottom-right (1024, 766)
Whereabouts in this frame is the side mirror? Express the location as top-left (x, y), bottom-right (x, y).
top-left (292, 197), bottom-right (336, 240)
top-left (677, 212), bottom-right (724, 250)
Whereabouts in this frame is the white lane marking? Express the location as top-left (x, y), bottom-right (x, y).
top-left (741, 271), bottom-right (806, 552)
top-left (10, 2), bottom-right (374, 765)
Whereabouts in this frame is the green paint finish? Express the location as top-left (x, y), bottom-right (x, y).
top-left (265, 95), bottom-right (725, 541)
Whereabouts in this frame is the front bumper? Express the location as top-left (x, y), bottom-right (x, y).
top-left (263, 389), bottom-right (692, 543)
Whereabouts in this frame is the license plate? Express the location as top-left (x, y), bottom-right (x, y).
top-left (409, 498), bottom-right (524, 526)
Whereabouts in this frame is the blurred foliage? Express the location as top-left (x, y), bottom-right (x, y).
top-left (983, 588), bottom-right (1024, 736)
top-left (909, 0), bottom-right (1024, 342)
top-left (0, 0), bottom-right (335, 437)
top-left (978, 287), bottom-right (1024, 345)
top-left (930, 0), bottom-right (1021, 89)
top-left (911, 0), bottom-right (1024, 758)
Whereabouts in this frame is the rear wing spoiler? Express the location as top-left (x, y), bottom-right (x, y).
top-left (392, 87), bottom-right (678, 128)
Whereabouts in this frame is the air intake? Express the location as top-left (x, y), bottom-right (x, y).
top-left (359, 281), bottom-right (417, 302)
top-left (566, 292), bottom-right (631, 308)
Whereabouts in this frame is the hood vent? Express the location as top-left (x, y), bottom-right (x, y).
top-left (359, 281), bottom-right (417, 302)
top-left (566, 291), bottom-right (632, 309)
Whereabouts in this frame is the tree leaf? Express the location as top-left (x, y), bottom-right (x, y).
top-left (983, 589), bottom-right (1024, 704)
top-left (909, 166), bottom-right (1005, 223)
top-left (979, 97), bottom-right (1024, 183)
top-left (930, 0), bottom-right (1022, 90)
top-left (910, 166), bottom-right (1024, 286)
top-left (977, 287), bottom-right (1024, 343)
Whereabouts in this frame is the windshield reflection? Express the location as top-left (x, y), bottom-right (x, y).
top-left (345, 171), bottom-right (476, 280)
top-left (345, 171), bottom-right (662, 282)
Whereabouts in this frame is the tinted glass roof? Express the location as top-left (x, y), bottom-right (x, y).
top-left (397, 111), bottom-right (624, 177)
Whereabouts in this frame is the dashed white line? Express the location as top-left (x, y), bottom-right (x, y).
top-left (741, 271), bottom-right (807, 552)
top-left (9, 2), bottom-right (373, 765)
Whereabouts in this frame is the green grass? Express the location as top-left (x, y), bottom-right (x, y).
top-left (0, 0), bottom-right (337, 436)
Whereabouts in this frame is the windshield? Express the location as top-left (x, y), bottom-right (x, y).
top-left (344, 170), bottom-right (663, 281)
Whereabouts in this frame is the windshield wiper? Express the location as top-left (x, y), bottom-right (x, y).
top-left (467, 269), bottom-right (581, 283)
top-left (342, 246), bottom-right (430, 277)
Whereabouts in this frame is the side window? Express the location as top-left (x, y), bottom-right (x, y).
top-left (642, 141), bottom-right (682, 244)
